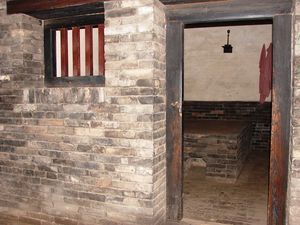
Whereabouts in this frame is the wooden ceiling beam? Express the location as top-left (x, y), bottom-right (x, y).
top-left (7, 0), bottom-right (108, 15)
top-left (7, 0), bottom-right (226, 15)
top-left (6, 0), bottom-right (231, 20)
top-left (30, 4), bottom-right (104, 20)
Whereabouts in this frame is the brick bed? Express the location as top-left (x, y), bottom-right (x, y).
top-left (183, 101), bottom-right (271, 152)
top-left (184, 120), bottom-right (252, 183)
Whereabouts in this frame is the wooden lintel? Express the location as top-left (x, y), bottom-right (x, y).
top-left (7, 0), bottom-right (232, 18)
top-left (166, 1), bottom-right (292, 24)
top-left (7, 0), bottom-right (108, 15)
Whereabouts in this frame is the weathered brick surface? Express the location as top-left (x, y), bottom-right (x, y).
top-left (105, 1), bottom-right (166, 224)
top-left (184, 122), bottom-right (252, 183)
top-left (0, 0), bottom-right (166, 224)
top-left (289, 1), bottom-right (300, 224)
top-left (183, 101), bottom-right (272, 152)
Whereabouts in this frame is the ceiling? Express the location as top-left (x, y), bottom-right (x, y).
top-left (7, 0), bottom-right (226, 20)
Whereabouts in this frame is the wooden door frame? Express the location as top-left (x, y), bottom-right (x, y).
top-left (166, 2), bottom-right (292, 225)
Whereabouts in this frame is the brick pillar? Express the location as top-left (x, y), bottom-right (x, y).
top-left (0, 1), bottom-right (44, 224)
top-left (105, 0), bottom-right (166, 224)
top-left (0, 2), bottom-right (43, 89)
top-left (289, 1), bottom-right (300, 224)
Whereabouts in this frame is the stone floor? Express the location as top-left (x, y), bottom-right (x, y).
top-left (183, 150), bottom-right (269, 225)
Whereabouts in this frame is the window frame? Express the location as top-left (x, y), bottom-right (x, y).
top-left (44, 14), bottom-right (105, 87)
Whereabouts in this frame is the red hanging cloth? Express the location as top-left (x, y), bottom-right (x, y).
top-left (259, 43), bottom-right (272, 104)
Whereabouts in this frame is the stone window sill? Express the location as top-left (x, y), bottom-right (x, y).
top-left (45, 76), bottom-right (105, 88)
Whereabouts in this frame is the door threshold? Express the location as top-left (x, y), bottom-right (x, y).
top-left (181, 218), bottom-right (226, 225)
top-left (166, 218), bottom-right (227, 225)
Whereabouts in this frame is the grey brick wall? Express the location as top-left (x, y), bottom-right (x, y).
top-left (5, 0), bottom-right (300, 224)
top-left (289, 1), bottom-right (300, 224)
top-left (0, 0), bottom-right (166, 225)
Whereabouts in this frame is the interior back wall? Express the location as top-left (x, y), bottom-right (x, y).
top-left (184, 25), bottom-right (272, 152)
top-left (184, 25), bottom-right (272, 102)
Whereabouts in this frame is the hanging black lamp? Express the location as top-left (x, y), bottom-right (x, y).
top-left (222, 30), bottom-right (233, 53)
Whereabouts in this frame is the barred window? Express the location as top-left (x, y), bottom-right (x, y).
top-left (44, 16), bottom-right (105, 87)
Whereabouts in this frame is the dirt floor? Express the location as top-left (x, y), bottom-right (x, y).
top-left (183, 150), bottom-right (269, 225)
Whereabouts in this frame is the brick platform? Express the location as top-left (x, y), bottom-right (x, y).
top-left (184, 120), bottom-right (252, 183)
top-left (183, 101), bottom-right (271, 152)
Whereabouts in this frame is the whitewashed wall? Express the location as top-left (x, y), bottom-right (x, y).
top-left (184, 24), bottom-right (272, 101)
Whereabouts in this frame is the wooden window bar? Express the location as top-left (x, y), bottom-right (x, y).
top-left (53, 24), bottom-right (104, 78)
top-left (72, 27), bottom-right (80, 77)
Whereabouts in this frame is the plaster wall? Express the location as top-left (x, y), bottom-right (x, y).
top-left (184, 25), bottom-right (272, 102)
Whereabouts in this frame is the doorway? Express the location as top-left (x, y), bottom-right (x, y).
top-left (166, 15), bottom-right (291, 225)
top-left (183, 22), bottom-right (272, 225)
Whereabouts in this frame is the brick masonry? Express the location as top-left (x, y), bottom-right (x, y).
top-left (184, 122), bottom-right (252, 182)
top-left (288, 0), bottom-right (300, 224)
top-left (0, 0), bottom-right (166, 225)
top-left (183, 101), bottom-right (272, 152)
top-left (1, 0), bottom-right (300, 224)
